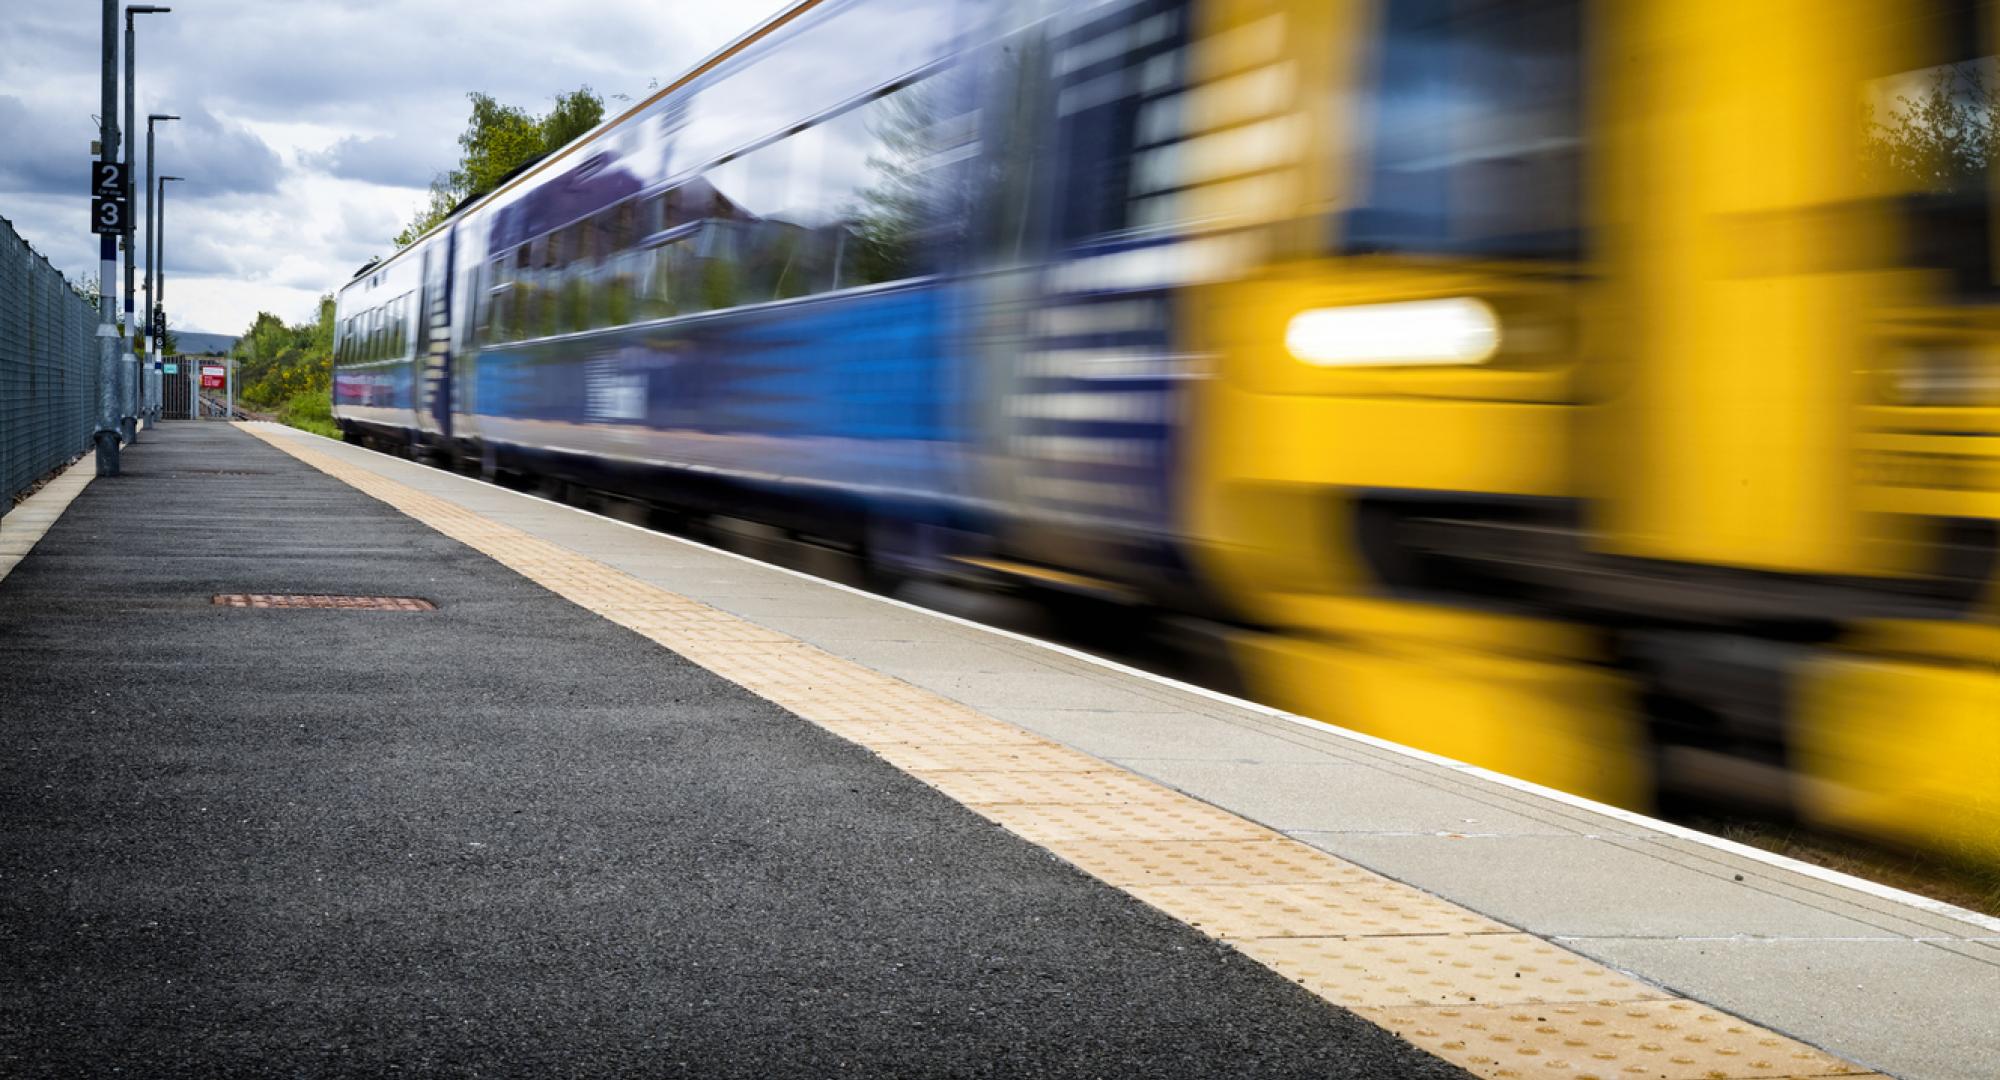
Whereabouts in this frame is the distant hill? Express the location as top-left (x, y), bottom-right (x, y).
top-left (173, 331), bottom-right (239, 356)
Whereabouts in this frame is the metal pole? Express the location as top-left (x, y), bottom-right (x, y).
top-left (144, 119), bottom-right (156, 417)
top-left (121, 12), bottom-right (137, 441)
top-left (144, 113), bottom-right (175, 422)
top-left (123, 6), bottom-right (169, 430)
top-left (95, 0), bottom-right (121, 475)
top-left (159, 174), bottom-right (181, 414)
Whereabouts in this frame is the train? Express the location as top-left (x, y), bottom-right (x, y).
top-left (336, 0), bottom-right (2000, 869)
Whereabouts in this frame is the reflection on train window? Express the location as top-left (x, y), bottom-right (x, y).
top-left (466, 74), bottom-right (958, 347)
top-left (1344, 0), bottom-right (1584, 258)
top-left (1859, 2), bottom-right (1995, 291)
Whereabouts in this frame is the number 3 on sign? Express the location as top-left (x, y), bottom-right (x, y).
top-left (91, 196), bottom-right (127, 235)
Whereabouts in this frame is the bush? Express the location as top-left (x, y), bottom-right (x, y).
top-left (278, 390), bottom-right (338, 439)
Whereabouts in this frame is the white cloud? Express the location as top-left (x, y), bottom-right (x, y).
top-left (0, 1), bottom-right (784, 335)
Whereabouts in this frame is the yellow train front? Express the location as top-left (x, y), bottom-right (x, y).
top-left (1144, 0), bottom-right (2000, 864)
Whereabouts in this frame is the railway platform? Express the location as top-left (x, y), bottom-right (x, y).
top-left (2, 421), bottom-right (1995, 1079)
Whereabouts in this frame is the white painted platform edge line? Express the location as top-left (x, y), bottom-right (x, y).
top-left (1553, 934), bottom-right (2000, 944)
top-left (0, 456), bottom-right (94, 585)
top-left (257, 423), bottom-right (2000, 937)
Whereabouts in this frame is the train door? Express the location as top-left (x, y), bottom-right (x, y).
top-left (416, 230), bottom-right (454, 442)
top-left (968, 0), bottom-right (1202, 597)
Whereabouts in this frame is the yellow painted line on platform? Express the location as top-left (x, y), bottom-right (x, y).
top-left (246, 425), bottom-right (1875, 1080)
top-left (0, 457), bottom-right (94, 584)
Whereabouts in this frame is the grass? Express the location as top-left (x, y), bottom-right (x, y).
top-left (276, 390), bottom-right (338, 439)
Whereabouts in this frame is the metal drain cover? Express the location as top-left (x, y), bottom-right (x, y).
top-left (213, 594), bottom-right (436, 611)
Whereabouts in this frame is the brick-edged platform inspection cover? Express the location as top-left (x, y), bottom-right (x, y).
top-left (212, 594), bottom-right (436, 610)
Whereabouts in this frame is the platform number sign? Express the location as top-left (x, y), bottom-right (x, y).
top-left (90, 161), bottom-right (130, 236)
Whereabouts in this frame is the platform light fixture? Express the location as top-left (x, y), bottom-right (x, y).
top-left (123, 4), bottom-right (172, 437)
top-left (143, 112), bottom-right (178, 384)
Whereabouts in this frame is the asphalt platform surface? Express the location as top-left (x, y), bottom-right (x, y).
top-left (0, 423), bottom-right (1469, 1078)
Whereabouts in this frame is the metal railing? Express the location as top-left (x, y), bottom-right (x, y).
top-left (1, 214), bottom-right (103, 511)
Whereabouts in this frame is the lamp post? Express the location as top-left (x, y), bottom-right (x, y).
top-left (144, 112), bottom-right (177, 420)
top-left (158, 174), bottom-right (182, 415)
top-left (96, 0), bottom-right (121, 475)
top-left (122, 4), bottom-right (171, 442)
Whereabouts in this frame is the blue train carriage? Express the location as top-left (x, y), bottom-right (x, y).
top-left (435, 0), bottom-right (980, 565)
top-left (332, 235), bottom-right (434, 447)
top-left (331, 0), bottom-right (1219, 595)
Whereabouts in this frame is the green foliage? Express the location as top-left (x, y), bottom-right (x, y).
top-left (454, 93), bottom-right (544, 202)
top-left (393, 86), bottom-right (606, 248)
top-left (539, 86), bottom-right (605, 154)
top-left (392, 175), bottom-right (460, 249)
top-left (231, 295), bottom-right (335, 435)
top-left (278, 389), bottom-right (338, 439)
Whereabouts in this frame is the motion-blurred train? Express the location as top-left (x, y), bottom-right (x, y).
top-left (336, 0), bottom-right (2000, 867)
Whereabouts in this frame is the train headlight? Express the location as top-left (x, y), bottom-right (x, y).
top-left (1285, 298), bottom-right (1500, 368)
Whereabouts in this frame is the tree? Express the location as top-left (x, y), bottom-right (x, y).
top-left (391, 86), bottom-right (607, 248)
top-left (539, 86), bottom-right (605, 154)
top-left (392, 174), bottom-right (460, 248)
top-left (452, 93), bottom-right (544, 202)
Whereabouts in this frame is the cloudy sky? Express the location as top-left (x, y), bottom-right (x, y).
top-left (0, 1), bottom-right (784, 336)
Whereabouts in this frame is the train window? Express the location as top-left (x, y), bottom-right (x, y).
top-left (555, 225), bottom-right (587, 334)
top-left (588, 206), bottom-right (623, 261)
top-left (1048, 0), bottom-right (1190, 245)
top-left (635, 240), bottom-right (681, 321)
top-left (1860, 1), bottom-right (1995, 294)
top-left (632, 239), bottom-right (672, 318)
top-left (1342, 0), bottom-right (1584, 258)
top-left (514, 237), bottom-right (541, 338)
top-left (642, 189), bottom-right (669, 238)
top-left (599, 249), bottom-right (636, 328)
top-left (692, 223), bottom-right (743, 311)
top-left (613, 201), bottom-right (638, 250)
top-left (541, 72), bottom-right (969, 334)
top-left (708, 142), bottom-right (807, 305)
top-left (508, 244), bottom-right (532, 341)
top-left (473, 260), bottom-right (494, 343)
top-left (840, 88), bottom-right (940, 284)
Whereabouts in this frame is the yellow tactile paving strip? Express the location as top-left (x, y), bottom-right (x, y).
top-left (245, 426), bottom-right (1877, 1080)
top-left (0, 457), bottom-right (93, 584)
